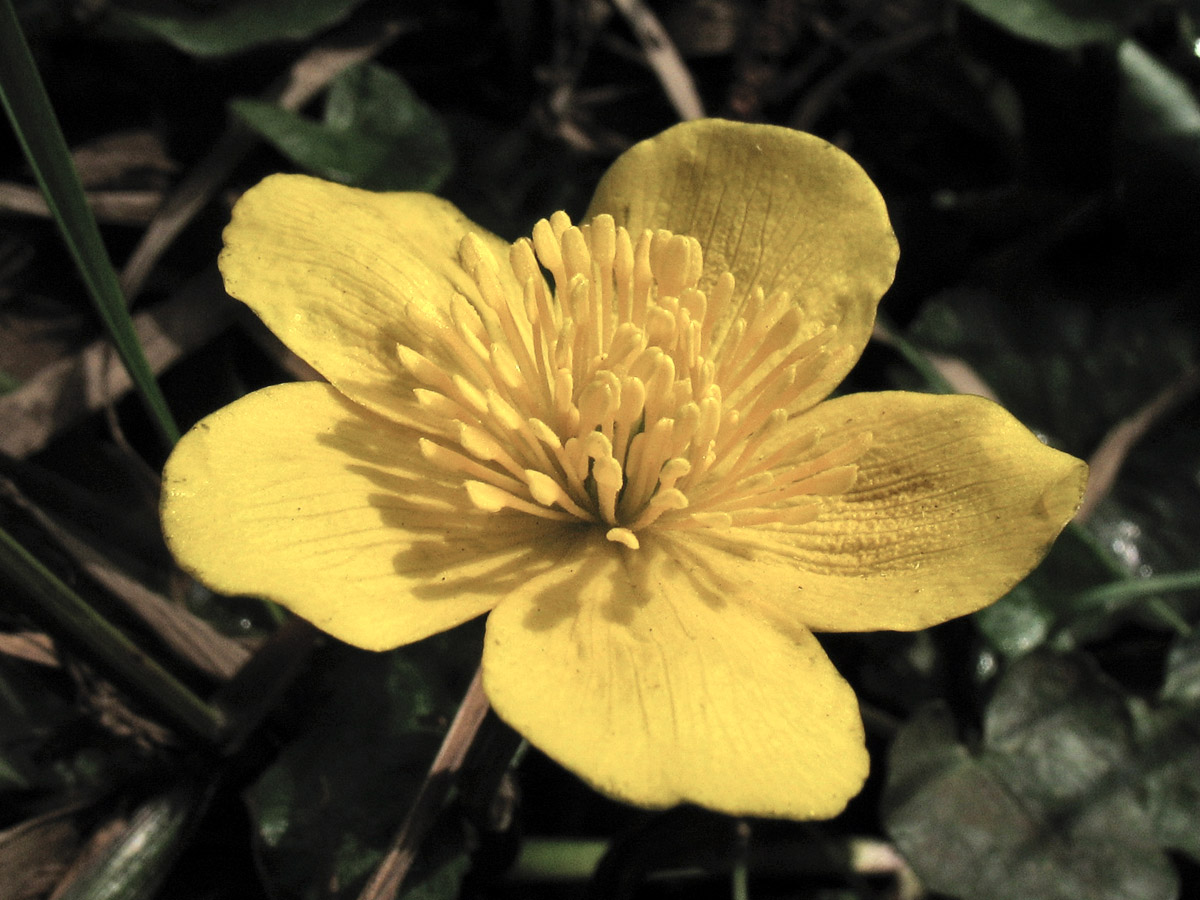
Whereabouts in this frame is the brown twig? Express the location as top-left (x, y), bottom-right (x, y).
top-left (0, 182), bottom-right (163, 226)
top-left (0, 267), bottom-right (235, 459)
top-left (356, 666), bottom-right (490, 900)
top-left (1, 475), bottom-right (251, 680)
top-left (610, 0), bottom-right (705, 120)
top-left (919, 352), bottom-right (1000, 401)
top-left (0, 798), bottom-right (96, 899)
top-left (871, 318), bottom-right (997, 398)
top-left (0, 629), bottom-right (58, 666)
top-left (848, 838), bottom-right (924, 899)
top-left (1076, 366), bottom-right (1200, 522)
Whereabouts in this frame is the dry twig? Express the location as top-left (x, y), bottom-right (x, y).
top-left (357, 668), bottom-right (490, 900)
top-left (611, 0), bottom-right (705, 120)
top-left (0, 183), bottom-right (163, 226)
top-left (1, 476), bottom-right (251, 680)
top-left (0, 267), bottom-right (235, 459)
top-left (1077, 366), bottom-right (1200, 522)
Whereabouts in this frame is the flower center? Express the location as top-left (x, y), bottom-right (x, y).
top-left (398, 212), bottom-right (871, 549)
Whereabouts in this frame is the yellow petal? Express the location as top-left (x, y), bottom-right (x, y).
top-left (482, 530), bottom-right (868, 819)
top-left (586, 119), bottom-right (898, 408)
top-left (161, 383), bottom-right (560, 650)
top-left (218, 175), bottom-right (517, 425)
top-left (680, 391), bottom-right (1087, 632)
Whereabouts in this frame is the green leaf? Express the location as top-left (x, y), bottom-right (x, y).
top-left (974, 526), bottom-right (1116, 658)
top-left (1160, 633), bottom-right (1200, 705)
top-left (0, 0), bottom-right (178, 445)
top-left (956, 0), bottom-right (1139, 48)
top-left (884, 652), bottom-right (1179, 900)
top-left (231, 64), bottom-right (454, 192)
top-left (1058, 411), bottom-right (1200, 646)
top-left (1115, 41), bottom-right (1200, 255)
top-left (243, 632), bottom-right (477, 900)
top-left (0, 525), bottom-right (223, 744)
top-left (1138, 634), bottom-right (1200, 860)
top-left (973, 580), bottom-right (1055, 657)
top-left (107, 0), bottom-right (370, 57)
top-left (1117, 40), bottom-right (1200, 153)
top-left (54, 779), bottom-right (215, 900)
top-left (908, 290), bottom-right (1196, 458)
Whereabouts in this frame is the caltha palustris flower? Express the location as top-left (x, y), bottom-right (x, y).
top-left (162, 119), bottom-right (1086, 818)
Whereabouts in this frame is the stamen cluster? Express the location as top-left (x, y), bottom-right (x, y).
top-left (397, 212), bottom-right (870, 549)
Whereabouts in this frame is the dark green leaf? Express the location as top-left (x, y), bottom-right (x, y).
top-left (231, 64), bottom-right (453, 192)
top-left (244, 632), bottom-right (477, 900)
top-left (956, 0), bottom-right (1139, 48)
top-left (974, 526), bottom-right (1116, 658)
top-left (1138, 634), bottom-right (1200, 860)
top-left (108, 0), bottom-right (370, 57)
top-left (1160, 633), bottom-right (1200, 706)
top-left (884, 652), bottom-right (1179, 900)
top-left (1115, 41), bottom-right (1200, 256)
top-left (879, 702), bottom-right (969, 811)
top-left (973, 579), bottom-right (1055, 658)
top-left (908, 289), bottom-right (1196, 458)
top-left (55, 780), bottom-right (215, 900)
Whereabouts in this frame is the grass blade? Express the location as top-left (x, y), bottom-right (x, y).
top-left (0, 0), bottom-right (179, 445)
top-left (0, 524), bottom-right (225, 743)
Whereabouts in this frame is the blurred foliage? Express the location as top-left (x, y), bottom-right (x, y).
top-left (3, 0), bottom-right (1200, 898)
top-left (883, 652), bottom-right (1180, 900)
top-left (243, 634), bottom-right (478, 900)
top-left (103, 0), bottom-right (374, 58)
top-left (231, 64), bottom-right (454, 192)
top-left (958, 0), bottom-right (1147, 47)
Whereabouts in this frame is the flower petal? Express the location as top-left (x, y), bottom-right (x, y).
top-left (586, 119), bottom-right (898, 407)
top-left (482, 530), bottom-right (868, 819)
top-left (162, 383), bottom-right (559, 650)
top-left (218, 175), bottom-right (518, 425)
top-left (680, 391), bottom-right (1088, 632)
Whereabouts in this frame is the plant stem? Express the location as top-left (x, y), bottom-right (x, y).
top-left (1070, 571), bottom-right (1198, 635)
top-left (731, 820), bottom-right (751, 900)
top-left (871, 317), bottom-right (955, 394)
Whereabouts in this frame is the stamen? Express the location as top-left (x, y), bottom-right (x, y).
top-left (466, 481), bottom-right (574, 520)
top-left (419, 439), bottom-right (526, 495)
top-left (405, 211), bottom-right (864, 546)
top-left (525, 469), bottom-right (594, 519)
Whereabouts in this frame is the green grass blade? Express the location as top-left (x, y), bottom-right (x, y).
top-left (0, 524), bottom-right (225, 743)
top-left (0, 0), bottom-right (179, 445)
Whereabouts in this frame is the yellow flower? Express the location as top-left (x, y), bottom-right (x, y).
top-left (162, 120), bottom-right (1086, 819)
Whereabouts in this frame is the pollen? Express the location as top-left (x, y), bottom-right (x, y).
top-left (398, 212), bottom-right (872, 546)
